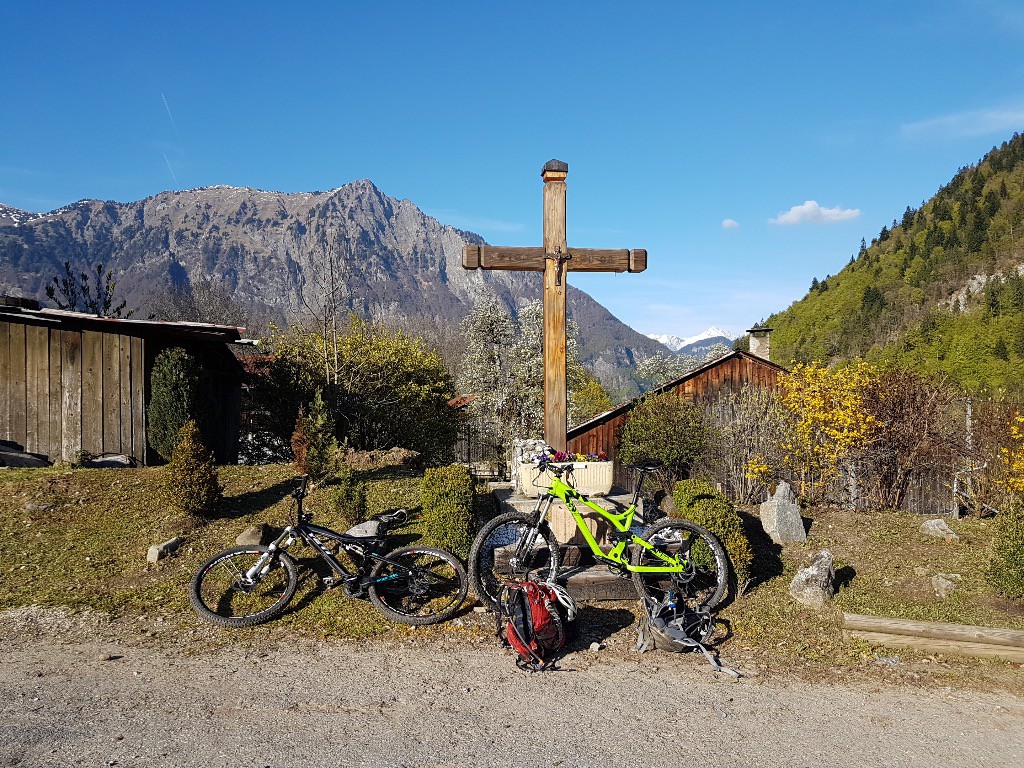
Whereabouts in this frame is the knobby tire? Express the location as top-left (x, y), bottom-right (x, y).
top-left (468, 510), bottom-right (559, 612)
top-left (367, 545), bottom-right (468, 626)
top-left (189, 545), bottom-right (299, 628)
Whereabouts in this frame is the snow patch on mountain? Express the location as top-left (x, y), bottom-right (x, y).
top-left (647, 326), bottom-right (735, 352)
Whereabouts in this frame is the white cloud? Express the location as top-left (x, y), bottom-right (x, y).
top-left (770, 200), bottom-right (860, 225)
top-left (721, 218), bottom-right (739, 229)
top-left (901, 104), bottom-right (1024, 140)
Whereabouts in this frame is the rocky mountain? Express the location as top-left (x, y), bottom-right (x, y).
top-left (0, 181), bottom-right (668, 396)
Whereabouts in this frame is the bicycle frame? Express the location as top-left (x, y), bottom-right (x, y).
top-left (530, 467), bottom-right (685, 574)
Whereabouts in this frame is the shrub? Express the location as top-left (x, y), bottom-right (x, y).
top-left (672, 479), bottom-right (754, 593)
top-left (618, 393), bottom-right (708, 493)
top-left (167, 420), bottom-right (222, 516)
top-left (420, 464), bottom-right (474, 558)
top-left (291, 389), bottom-right (339, 483)
top-left (330, 465), bottom-right (367, 531)
top-left (987, 502), bottom-right (1024, 599)
top-left (149, 347), bottom-right (204, 461)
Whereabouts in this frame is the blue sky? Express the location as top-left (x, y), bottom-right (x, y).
top-left (3, 1), bottom-right (1024, 340)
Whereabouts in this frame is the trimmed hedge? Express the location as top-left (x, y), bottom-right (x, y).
top-left (672, 479), bottom-right (754, 593)
top-left (420, 464), bottom-right (474, 558)
top-left (167, 420), bottom-right (222, 517)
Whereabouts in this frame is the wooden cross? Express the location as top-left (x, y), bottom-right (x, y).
top-left (463, 160), bottom-right (647, 451)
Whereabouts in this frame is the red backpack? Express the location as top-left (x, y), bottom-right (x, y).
top-left (496, 580), bottom-right (576, 672)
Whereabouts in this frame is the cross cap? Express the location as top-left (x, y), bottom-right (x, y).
top-left (542, 159), bottom-right (569, 180)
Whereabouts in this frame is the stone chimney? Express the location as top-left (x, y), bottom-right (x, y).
top-left (747, 326), bottom-right (773, 362)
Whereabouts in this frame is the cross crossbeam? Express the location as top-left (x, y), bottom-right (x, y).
top-left (462, 160), bottom-right (647, 450)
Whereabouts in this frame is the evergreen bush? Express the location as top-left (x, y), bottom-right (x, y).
top-left (987, 502), bottom-right (1024, 599)
top-left (167, 420), bottom-right (222, 517)
top-left (618, 393), bottom-right (708, 493)
top-left (291, 389), bottom-right (339, 483)
top-left (420, 464), bottom-right (474, 558)
top-left (330, 464), bottom-right (367, 530)
top-left (149, 347), bottom-right (204, 462)
top-left (672, 478), bottom-right (754, 593)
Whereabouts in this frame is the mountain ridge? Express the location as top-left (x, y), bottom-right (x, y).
top-left (0, 180), bottom-right (669, 396)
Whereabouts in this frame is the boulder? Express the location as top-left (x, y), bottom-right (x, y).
top-left (920, 518), bottom-right (960, 541)
top-left (789, 549), bottom-right (835, 608)
top-left (760, 481), bottom-right (806, 544)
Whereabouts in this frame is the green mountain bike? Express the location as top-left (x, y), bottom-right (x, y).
top-left (468, 455), bottom-right (729, 612)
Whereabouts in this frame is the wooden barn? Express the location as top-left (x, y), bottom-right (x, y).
top-left (567, 347), bottom-right (787, 489)
top-left (0, 296), bottom-right (245, 466)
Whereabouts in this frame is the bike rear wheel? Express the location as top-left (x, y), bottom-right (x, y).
top-left (368, 546), bottom-right (468, 625)
top-left (189, 545), bottom-right (299, 628)
top-left (631, 519), bottom-right (729, 610)
top-left (468, 510), bottom-right (559, 612)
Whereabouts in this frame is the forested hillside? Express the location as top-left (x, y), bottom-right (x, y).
top-left (767, 132), bottom-right (1024, 395)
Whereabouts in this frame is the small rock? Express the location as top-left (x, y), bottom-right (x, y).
top-left (589, 642), bottom-right (602, 652)
top-left (236, 524), bottom-right (271, 546)
top-left (146, 536), bottom-right (185, 563)
top-left (914, 566), bottom-right (928, 576)
top-left (24, 502), bottom-right (55, 512)
top-left (789, 549), bottom-right (835, 608)
top-left (920, 518), bottom-right (960, 541)
top-left (932, 573), bottom-right (961, 599)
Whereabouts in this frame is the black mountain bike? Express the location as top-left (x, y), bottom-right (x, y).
top-left (189, 476), bottom-right (468, 628)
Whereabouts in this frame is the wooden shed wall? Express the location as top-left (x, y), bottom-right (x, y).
top-left (567, 354), bottom-right (783, 489)
top-left (0, 320), bottom-right (145, 462)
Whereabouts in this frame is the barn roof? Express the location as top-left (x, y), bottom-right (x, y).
top-left (568, 349), bottom-right (787, 437)
top-left (0, 297), bottom-right (245, 343)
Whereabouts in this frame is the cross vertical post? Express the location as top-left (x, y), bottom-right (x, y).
top-left (542, 161), bottom-right (569, 450)
top-left (462, 160), bottom-right (647, 454)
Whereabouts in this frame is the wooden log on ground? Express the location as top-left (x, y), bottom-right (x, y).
top-left (843, 613), bottom-right (1024, 663)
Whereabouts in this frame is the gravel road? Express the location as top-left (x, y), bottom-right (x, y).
top-left (1, 608), bottom-right (1022, 768)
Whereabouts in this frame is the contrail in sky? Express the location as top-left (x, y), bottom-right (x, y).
top-left (163, 152), bottom-right (178, 187)
top-left (162, 93), bottom-right (181, 141)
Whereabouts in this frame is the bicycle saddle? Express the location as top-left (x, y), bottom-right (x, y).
top-left (629, 459), bottom-right (665, 472)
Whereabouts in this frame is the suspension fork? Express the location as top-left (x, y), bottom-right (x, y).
top-left (243, 526), bottom-right (297, 581)
top-left (514, 496), bottom-right (553, 562)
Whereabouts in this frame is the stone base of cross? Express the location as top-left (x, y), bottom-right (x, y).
top-left (463, 160), bottom-right (647, 450)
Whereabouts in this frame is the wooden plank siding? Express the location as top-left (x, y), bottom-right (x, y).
top-left (131, 336), bottom-right (145, 462)
top-left (61, 330), bottom-right (82, 462)
top-left (0, 322), bottom-right (11, 442)
top-left (1, 308), bottom-right (244, 465)
top-left (8, 323), bottom-right (27, 450)
top-left (81, 331), bottom-right (104, 455)
top-left (25, 324), bottom-right (48, 455)
top-left (48, 331), bottom-right (63, 459)
top-left (567, 351), bottom-right (786, 491)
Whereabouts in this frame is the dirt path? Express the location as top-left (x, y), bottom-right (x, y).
top-left (1, 609), bottom-right (1022, 768)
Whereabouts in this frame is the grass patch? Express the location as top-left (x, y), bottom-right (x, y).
top-left (720, 505), bottom-right (1024, 682)
top-left (0, 464), bottom-right (437, 640)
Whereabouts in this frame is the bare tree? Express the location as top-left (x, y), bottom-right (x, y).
top-left (46, 261), bottom-right (132, 317)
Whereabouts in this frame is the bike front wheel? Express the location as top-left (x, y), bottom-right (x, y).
top-left (189, 545), bottom-right (299, 628)
top-left (631, 519), bottom-right (729, 610)
top-left (468, 511), bottom-right (560, 612)
top-left (368, 546), bottom-right (468, 625)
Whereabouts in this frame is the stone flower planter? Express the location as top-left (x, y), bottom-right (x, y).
top-left (518, 461), bottom-right (614, 498)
